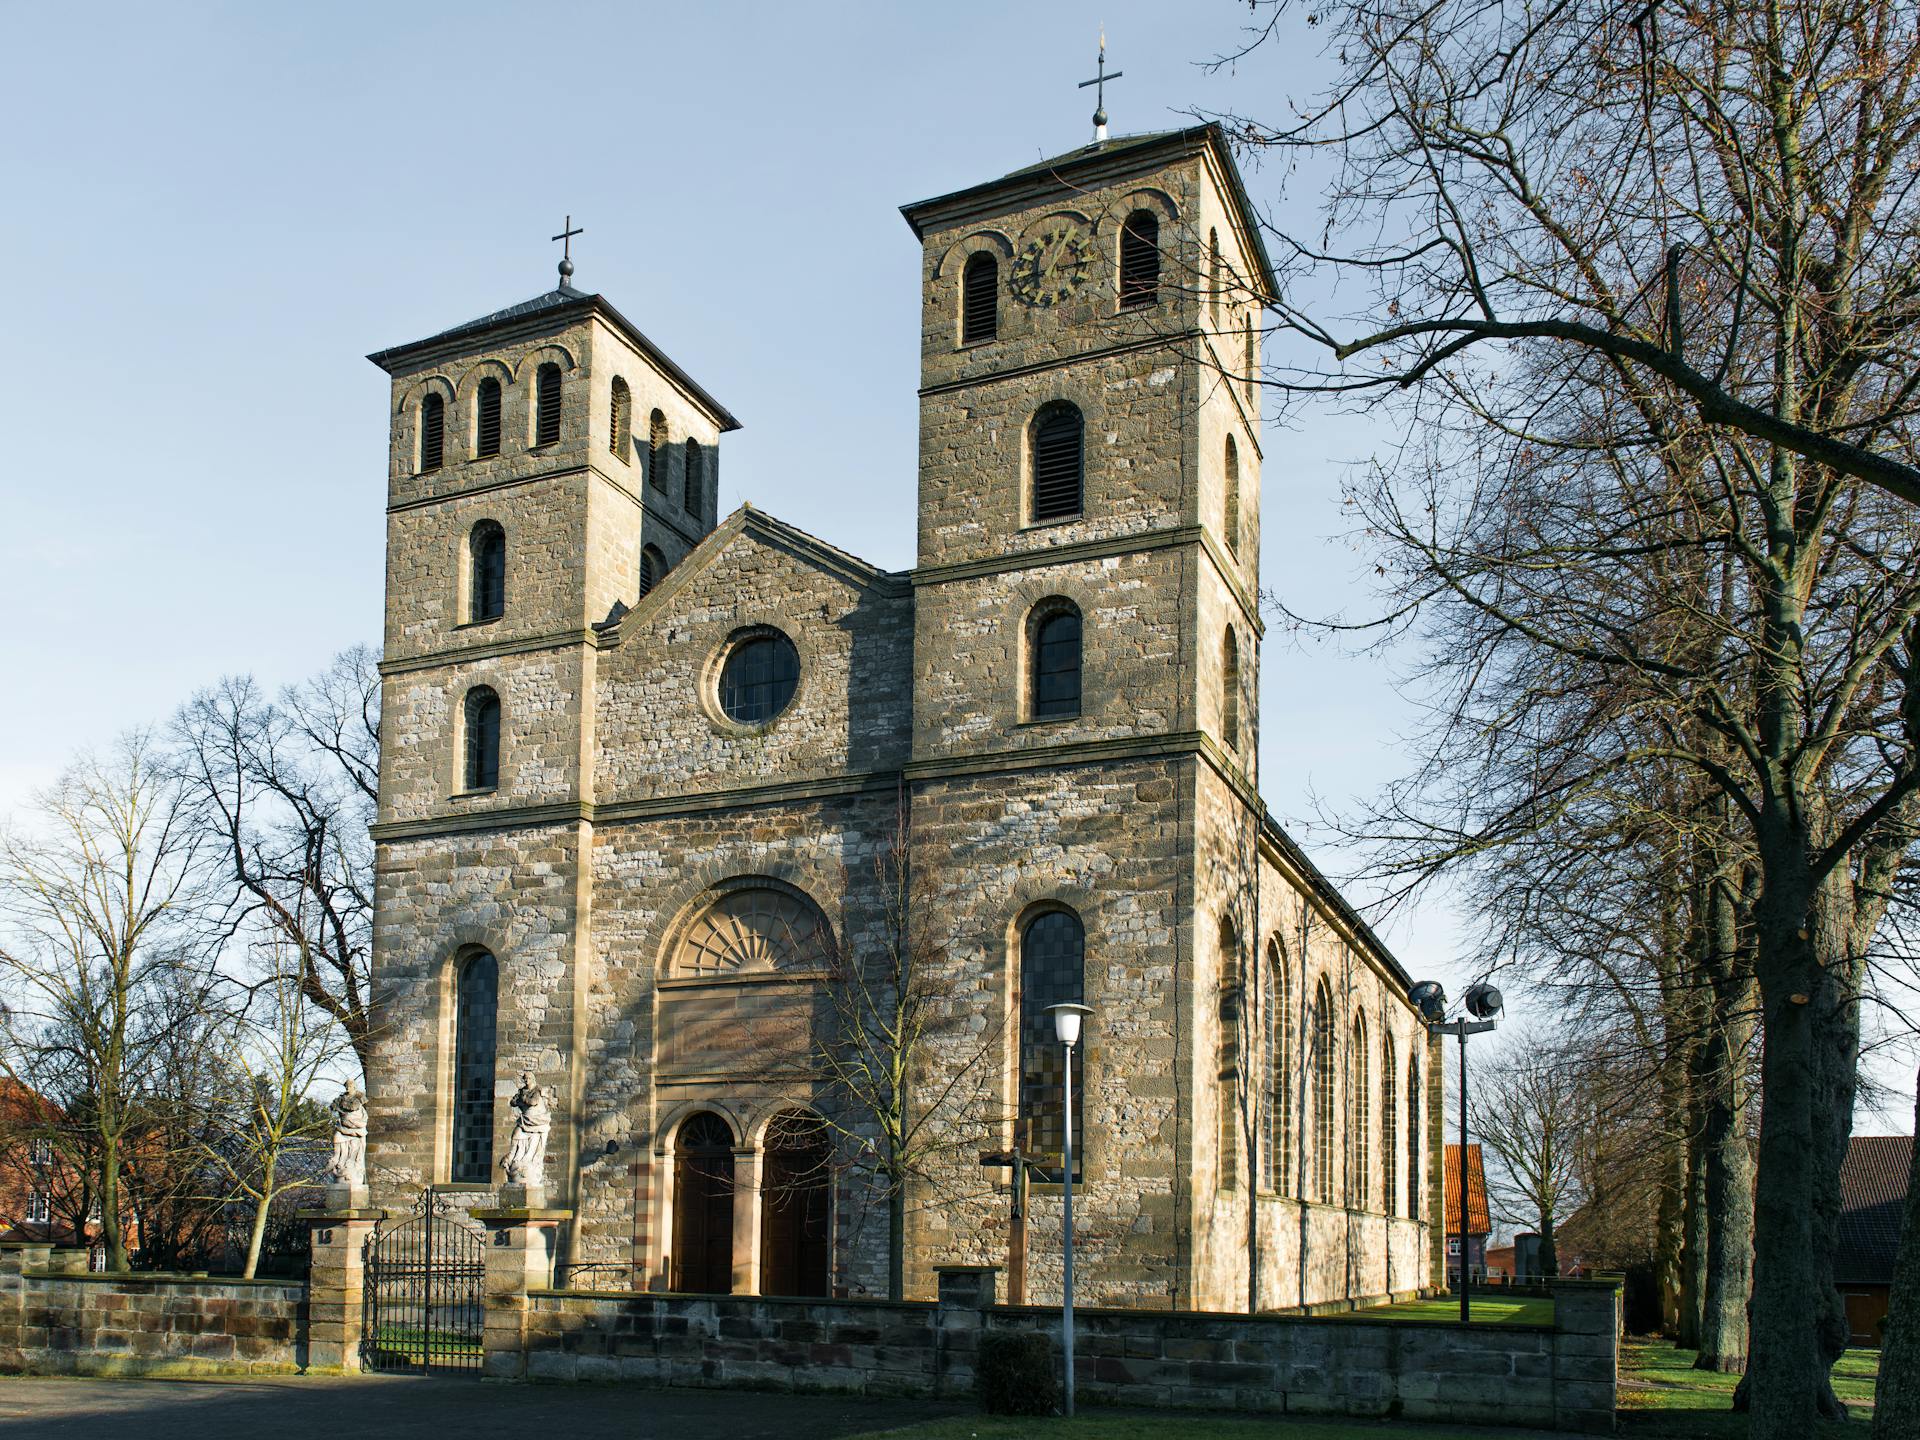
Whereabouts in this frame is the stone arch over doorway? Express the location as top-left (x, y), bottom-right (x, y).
top-left (671, 1110), bottom-right (736, 1294)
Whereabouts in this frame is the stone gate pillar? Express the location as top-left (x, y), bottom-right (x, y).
top-left (471, 1188), bottom-right (570, 1380)
top-left (305, 1185), bottom-right (384, 1372)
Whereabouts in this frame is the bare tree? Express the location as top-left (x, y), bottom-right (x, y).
top-left (1471, 1030), bottom-right (1589, 1278)
top-left (173, 647), bottom-right (379, 1073)
top-left (0, 733), bottom-right (222, 1269)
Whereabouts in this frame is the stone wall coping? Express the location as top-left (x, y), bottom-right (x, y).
top-left (1550, 1277), bottom-right (1624, 1292)
top-left (306, 1207), bottom-right (387, 1222)
top-left (528, 1288), bottom-right (936, 1311)
top-left (470, 1207), bottom-right (574, 1223)
top-left (23, 1269), bottom-right (306, 1291)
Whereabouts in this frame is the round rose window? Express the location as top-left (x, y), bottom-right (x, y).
top-left (718, 630), bottom-right (799, 724)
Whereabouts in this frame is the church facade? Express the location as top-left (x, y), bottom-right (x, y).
top-left (364, 124), bottom-right (1443, 1313)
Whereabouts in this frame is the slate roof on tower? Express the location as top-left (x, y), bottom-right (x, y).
top-left (899, 122), bottom-right (1280, 302)
top-left (367, 283), bottom-right (741, 433)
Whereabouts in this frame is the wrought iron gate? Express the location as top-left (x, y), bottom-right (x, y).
top-left (362, 1189), bottom-right (486, 1374)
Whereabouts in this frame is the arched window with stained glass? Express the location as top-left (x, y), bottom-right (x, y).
top-left (1019, 908), bottom-right (1086, 1178)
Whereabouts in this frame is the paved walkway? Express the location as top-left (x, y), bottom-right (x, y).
top-left (0, 1374), bottom-right (963, 1440)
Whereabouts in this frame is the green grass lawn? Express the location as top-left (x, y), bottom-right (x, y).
top-left (1350, 1296), bottom-right (1556, 1326)
top-left (858, 1420), bottom-right (1560, 1439)
top-left (1615, 1337), bottom-right (1876, 1438)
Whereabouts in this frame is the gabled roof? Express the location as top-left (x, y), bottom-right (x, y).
top-left (367, 283), bottom-right (741, 433)
top-left (900, 122), bottom-right (1279, 303)
top-left (1445, 1143), bottom-right (1492, 1238)
top-left (1836, 1134), bottom-right (1913, 1283)
top-left (596, 504), bottom-right (906, 642)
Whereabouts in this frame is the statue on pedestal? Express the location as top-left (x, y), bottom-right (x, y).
top-left (325, 1080), bottom-right (368, 1189)
top-left (501, 1072), bottom-right (553, 1188)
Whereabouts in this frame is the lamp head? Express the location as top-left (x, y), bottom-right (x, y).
top-left (1045, 1002), bottom-right (1094, 1047)
top-left (1408, 981), bottom-right (1447, 1023)
top-left (1464, 982), bottom-right (1504, 1020)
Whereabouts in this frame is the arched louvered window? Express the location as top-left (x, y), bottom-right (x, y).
top-left (610, 376), bottom-right (632, 461)
top-left (535, 363), bottom-right (562, 446)
top-left (1119, 210), bottom-right (1160, 309)
top-left (1244, 317), bottom-right (1257, 405)
top-left (1029, 403), bottom-right (1084, 522)
top-left (1209, 228), bottom-right (1222, 327)
top-left (962, 251), bottom-right (1000, 344)
top-left (1222, 629), bottom-right (1241, 751)
top-left (1350, 1013), bottom-right (1370, 1206)
top-left (648, 410), bottom-right (668, 489)
top-left (639, 544), bottom-right (665, 599)
top-left (450, 949), bottom-right (498, 1183)
top-left (1019, 908), bottom-right (1085, 1178)
top-left (1263, 940), bottom-right (1290, 1194)
top-left (1217, 919), bottom-right (1243, 1190)
top-left (476, 378), bottom-right (502, 458)
top-left (463, 686), bottom-right (500, 791)
top-left (1224, 435), bottom-right (1241, 558)
top-left (1407, 1053), bottom-right (1422, 1219)
top-left (1311, 978), bottom-right (1336, 1202)
top-left (683, 439), bottom-right (702, 519)
top-left (1382, 1035), bottom-right (1399, 1216)
top-left (1030, 601), bottom-right (1082, 720)
top-left (419, 393), bottom-right (445, 472)
top-left (470, 521), bottom-right (505, 623)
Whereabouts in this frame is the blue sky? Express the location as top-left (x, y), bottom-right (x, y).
top-left (0, 3), bottom-right (1908, 1124)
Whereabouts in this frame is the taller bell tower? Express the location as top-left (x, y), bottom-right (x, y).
top-left (898, 124), bottom-right (1282, 1310)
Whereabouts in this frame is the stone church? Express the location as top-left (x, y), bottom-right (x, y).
top-left (364, 122), bottom-right (1442, 1313)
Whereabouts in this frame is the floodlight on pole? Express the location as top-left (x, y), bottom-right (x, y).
top-left (1415, 979), bottom-right (1502, 1323)
top-left (1043, 1002), bottom-right (1093, 1417)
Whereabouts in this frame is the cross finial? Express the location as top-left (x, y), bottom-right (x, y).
top-left (1076, 29), bottom-right (1123, 144)
top-left (551, 214), bottom-right (584, 287)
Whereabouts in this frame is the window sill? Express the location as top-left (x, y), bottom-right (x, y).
top-left (1018, 713), bottom-right (1080, 728)
top-left (1020, 513), bottom-right (1085, 533)
top-left (956, 335), bottom-right (998, 350)
top-left (452, 787), bottom-right (498, 800)
top-left (453, 617), bottom-right (503, 633)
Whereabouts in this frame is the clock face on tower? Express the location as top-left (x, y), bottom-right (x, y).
top-left (1009, 223), bottom-right (1095, 307)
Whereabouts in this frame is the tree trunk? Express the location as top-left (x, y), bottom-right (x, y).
top-left (887, 1181), bottom-right (904, 1302)
top-left (99, 1144), bottom-right (128, 1271)
top-left (1695, 881), bottom-right (1754, 1372)
top-left (1655, 1038), bottom-right (1691, 1337)
top-left (1872, 1069), bottom-right (1920, 1440)
top-left (1679, 1114), bottom-right (1709, 1349)
top-left (241, 1190), bottom-right (272, 1280)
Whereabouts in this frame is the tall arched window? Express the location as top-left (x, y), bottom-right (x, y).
top-left (420, 393), bottom-right (445, 472)
top-left (1224, 435), bottom-right (1241, 558)
top-left (1119, 210), bottom-right (1160, 308)
top-left (1030, 402), bottom-right (1084, 522)
top-left (610, 376), bottom-right (632, 460)
top-left (1311, 978), bottom-right (1335, 1202)
top-left (639, 544), bottom-right (666, 599)
top-left (1263, 940), bottom-right (1290, 1193)
top-left (1382, 1035), bottom-right (1399, 1216)
top-left (1350, 1013), bottom-right (1370, 1206)
top-left (1244, 317), bottom-right (1257, 405)
top-left (962, 251), bottom-right (999, 344)
top-left (648, 409), bottom-right (668, 489)
top-left (450, 949), bottom-right (498, 1183)
top-left (1217, 919), bottom-right (1243, 1190)
top-left (1209, 228), bottom-right (1222, 327)
top-left (1407, 1053), bottom-right (1422, 1219)
top-left (534, 363), bottom-right (562, 446)
top-left (683, 439), bottom-right (702, 519)
top-left (463, 686), bottom-right (500, 791)
top-left (672, 1111), bottom-right (736, 1294)
top-left (470, 521), bottom-right (505, 623)
top-left (1020, 909), bottom-right (1085, 1177)
top-left (475, 378), bottom-right (502, 458)
top-left (1222, 629), bottom-right (1241, 751)
top-left (1029, 600), bottom-right (1082, 720)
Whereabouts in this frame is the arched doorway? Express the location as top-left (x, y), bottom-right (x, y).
top-left (671, 1112), bottom-right (735, 1293)
top-left (759, 1111), bottom-right (830, 1297)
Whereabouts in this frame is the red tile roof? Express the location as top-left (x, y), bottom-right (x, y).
top-left (1836, 1135), bottom-right (1913, 1284)
top-left (1445, 1143), bottom-right (1491, 1237)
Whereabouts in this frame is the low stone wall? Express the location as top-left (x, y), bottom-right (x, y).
top-left (0, 1243), bottom-right (307, 1376)
top-left (510, 1267), bottom-right (1619, 1432)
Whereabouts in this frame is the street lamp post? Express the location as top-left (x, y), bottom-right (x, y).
top-left (1408, 980), bottom-right (1502, 1323)
top-left (1045, 1001), bottom-right (1093, 1419)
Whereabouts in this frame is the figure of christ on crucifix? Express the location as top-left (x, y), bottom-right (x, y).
top-left (978, 1117), bottom-right (1035, 1305)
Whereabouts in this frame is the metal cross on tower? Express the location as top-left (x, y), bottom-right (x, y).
top-left (552, 215), bottom-right (584, 286)
top-left (1078, 32), bottom-right (1123, 144)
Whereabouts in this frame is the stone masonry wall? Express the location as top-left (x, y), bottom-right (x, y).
top-left (510, 1267), bottom-right (1619, 1432)
top-left (0, 1245), bottom-right (306, 1377)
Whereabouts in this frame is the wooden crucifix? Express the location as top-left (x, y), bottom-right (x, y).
top-left (978, 1118), bottom-right (1033, 1305)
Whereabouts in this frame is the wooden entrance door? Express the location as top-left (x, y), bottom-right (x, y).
top-left (759, 1114), bottom-right (830, 1297)
top-left (672, 1112), bottom-right (735, 1294)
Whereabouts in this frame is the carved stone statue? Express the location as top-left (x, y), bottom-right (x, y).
top-left (500, 1071), bottom-right (553, 1187)
top-left (325, 1080), bottom-right (368, 1188)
